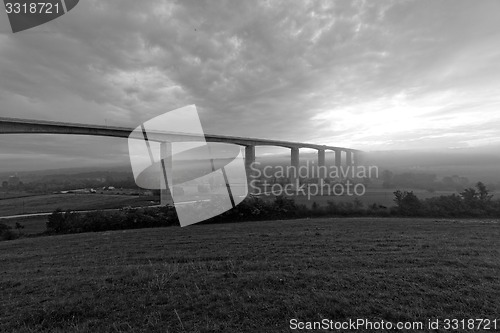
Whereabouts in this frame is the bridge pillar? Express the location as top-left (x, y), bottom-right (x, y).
top-left (346, 150), bottom-right (353, 168)
top-left (290, 147), bottom-right (300, 187)
top-left (317, 149), bottom-right (326, 183)
top-left (334, 149), bottom-right (342, 170)
top-left (160, 142), bottom-right (174, 206)
top-left (245, 145), bottom-right (256, 194)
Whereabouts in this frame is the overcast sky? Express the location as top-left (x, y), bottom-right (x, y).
top-left (1, 0), bottom-right (500, 171)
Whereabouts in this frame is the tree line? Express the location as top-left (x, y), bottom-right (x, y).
top-left (1, 181), bottom-right (498, 240)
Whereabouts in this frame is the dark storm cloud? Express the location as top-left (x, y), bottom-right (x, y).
top-left (1, 0), bottom-right (500, 171)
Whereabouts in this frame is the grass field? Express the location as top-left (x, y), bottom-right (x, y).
top-left (1, 218), bottom-right (499, 332)
top-left (0, 193), bottom-right (157, 217)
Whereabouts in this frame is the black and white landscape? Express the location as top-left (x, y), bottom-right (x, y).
top-left (1, 1), bottom-right (499, 332)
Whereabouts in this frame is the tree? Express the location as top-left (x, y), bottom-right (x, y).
top-left (460, 182), bottom-right (493, 211)
top-left (476, 182), bottom-right (493, 203)
top-left (460, 187), bottom-right (478, 206)
top-left (393, 190), bottom-right (422, 216)
top-left (46, 209), bottom-right (65, 233)
top-left (0, 223), bottom-right (17, 241)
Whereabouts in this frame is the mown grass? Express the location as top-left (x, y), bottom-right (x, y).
top-left (1, 218), bottom-right (499, 332)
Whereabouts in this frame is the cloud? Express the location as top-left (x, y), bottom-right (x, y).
top-left (1, 0), bottom-right (500, 171)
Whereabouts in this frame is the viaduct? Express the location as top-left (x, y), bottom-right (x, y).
top-left (0, 117), bottom-right (363, 192)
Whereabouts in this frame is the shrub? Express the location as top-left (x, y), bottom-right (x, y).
top-left (393, 190), bottom-right (422, 216)
top-left (46, 209), bottom-right (66, 233)
top-left (0, 223), bottom-right (18, 241)
top-left (43, 181), bottom-right (500, 236)
top-left (423, 194), bottom-right (465, 217)
top-left (46, 206), bottom-right (180, 234)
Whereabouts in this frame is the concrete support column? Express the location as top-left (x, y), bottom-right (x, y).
top-left (317, 149), bottom-right (326, 183)
top-left (346, 150), bottom-right (353, 167)
top-left (334, 149), bottom-right (342, 170)
top-left (290, 147), bottom-right (300, 186)
top-left (160, 141), bottom-right (174, 206)
top-left (245, 145), bottom-right (256, 193)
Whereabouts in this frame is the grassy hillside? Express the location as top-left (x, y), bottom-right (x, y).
top-left (1, 218), bottom-right (499, 332)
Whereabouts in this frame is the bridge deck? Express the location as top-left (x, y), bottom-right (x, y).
top-left (0, 117), bottom-right (359, 152)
